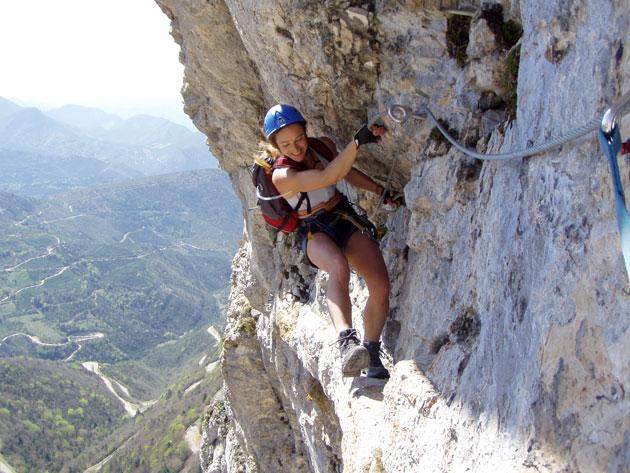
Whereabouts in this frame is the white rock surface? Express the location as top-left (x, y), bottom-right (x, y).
top-left (156, 1), bottom-right (630, 472)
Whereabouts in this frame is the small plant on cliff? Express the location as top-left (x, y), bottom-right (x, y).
top-left (237, 316), bottom-right (257, 338)
top-left (504, 45), bottom-right (521, 120)
top-left (446, 15), bottom-right (472, 68)
top-left (480, 3), bottom-right (523, 121)
top-left (480, 4), bottom-right (522, 50)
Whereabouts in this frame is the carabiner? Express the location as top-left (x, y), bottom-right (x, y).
top-left (597, 108), bottom-right (630, 281)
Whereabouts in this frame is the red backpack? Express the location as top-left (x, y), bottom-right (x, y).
top-left (251, 138), bottom-right (334, 234)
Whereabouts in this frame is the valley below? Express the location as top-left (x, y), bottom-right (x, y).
top-left (0, 166), bottom-right (241, 472)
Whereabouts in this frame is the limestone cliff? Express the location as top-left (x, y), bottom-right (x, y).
top-left (155, 1), bottom-right (629, 472)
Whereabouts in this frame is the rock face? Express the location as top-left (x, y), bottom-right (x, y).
top-left (156, 1), bottom-right (629, 472)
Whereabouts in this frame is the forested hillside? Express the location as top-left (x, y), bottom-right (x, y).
top-left (77, 348), bottom-right (223, 473)
top-left (0, 168), bottom-right (241, 471)
top-left (0, 358), bottom-right (126, 473)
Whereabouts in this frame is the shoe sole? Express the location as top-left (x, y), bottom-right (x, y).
top-left (342, 346), bottom-right (370, 377)
top-left (366, 366), bottom-right (390, 379)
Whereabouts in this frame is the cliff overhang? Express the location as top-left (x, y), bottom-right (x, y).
top-left (156, 1), bottom-right (629, 472)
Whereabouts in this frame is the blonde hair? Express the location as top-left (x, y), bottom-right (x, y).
top-left (251, 142), bottom-right (279, 172)
top-left (261, 141), bottom-right (281, 158)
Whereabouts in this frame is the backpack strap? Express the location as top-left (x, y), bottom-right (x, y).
top-left (296, 192), bottom-right (311, 215)
top-left (271, 156), bottom-right (310, 213)
top-left (273, 156), bottom-right (306, 171)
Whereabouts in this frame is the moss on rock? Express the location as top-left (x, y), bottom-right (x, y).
top-left (307, 381), bottom-right (333, 418)
top-left (237, 316), bottom-right (258, 338)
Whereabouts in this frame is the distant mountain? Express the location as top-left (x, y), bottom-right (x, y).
top-left (0, 106), bottom-right (127, 160)
top-left (0, 98), bottom-right (217, 179)
top-left (0, 106), bottom-right (145, 197)
top-left (0, 106), bottom-right (83, 145)
top-left (0, 148), bottom-right (142, 198)
top-left (46, 104), bottom-right (123, 131)
top-left (46, 104), bottom-right (210, 159)
top-left (104, 114), bottom-right (202, 146)
top-left (0, 98), bottom-right (228, 473)
top-left (0, 97), bottom-right (22, 118)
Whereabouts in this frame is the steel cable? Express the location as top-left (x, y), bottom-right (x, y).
top-left (388, 91), bottom-right (630, 161)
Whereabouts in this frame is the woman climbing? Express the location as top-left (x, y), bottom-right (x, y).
top-left (263, 103), bottom-right (394, 379)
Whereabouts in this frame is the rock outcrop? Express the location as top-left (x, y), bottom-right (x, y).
top-left (156, 1), bottom-right (629, 472)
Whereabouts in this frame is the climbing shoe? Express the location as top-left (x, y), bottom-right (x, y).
top-left (337, 328), bottom-right (369, 377)
top-left (363, 341), bottom-right (390, 379)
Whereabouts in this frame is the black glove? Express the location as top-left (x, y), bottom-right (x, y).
top-left (354, 124), bottom-right (381, 147)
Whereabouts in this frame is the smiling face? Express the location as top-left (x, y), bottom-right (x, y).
top-left (273, 123), bottom-right (308, 161)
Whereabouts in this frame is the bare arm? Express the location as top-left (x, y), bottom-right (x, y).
top-left (272, 140), bottom-right (359, 194)
top-left (272, 125), bottom-right (385, 195)
top-left (345, 168), bottom-right (383, 194)
top-left (319, 137), bottom-right (383, 195)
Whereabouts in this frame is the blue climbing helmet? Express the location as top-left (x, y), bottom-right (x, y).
top-left (263, 104), bottom-right (306, 139)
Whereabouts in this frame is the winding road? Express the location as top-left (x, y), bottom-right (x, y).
top-left (3, 236), bottom-right (60, 272)
top-left (1, 218), bottom-right (219, 306)
top-left (0, 331), bottom-right (156, 418)
top-left (41, 214), bottom-right (86, 225)
top-left (82, 362), bottom-right (138, 417)
top-left (0, 266), bottom-right (69, 304)
top-left (0, 454), bottom-right (16, 473)
top-left (82, 362), bottom-right (157, 417)
top-left (0, 332), bottom-right (105, 361)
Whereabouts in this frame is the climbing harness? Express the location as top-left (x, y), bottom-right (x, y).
top-left (302, 201), bottom-right (378, 244)
top-left (335, 205), bottom-right (378, 240)
top-left (597, 108), bottom-right (630, 280)
top-left (374, 92), bottom-right (630, 281)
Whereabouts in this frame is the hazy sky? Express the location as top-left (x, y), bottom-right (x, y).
top-left (0, 0), bottom-right (187, 123)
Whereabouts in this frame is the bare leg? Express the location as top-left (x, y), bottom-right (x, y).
top-left (344, 232), bottom-right (390, 342)
top-left (306, 232), bottom-right (352, 331)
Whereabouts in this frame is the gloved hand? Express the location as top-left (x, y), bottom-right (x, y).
top-left (354, 124), bottom-right (386, 147)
